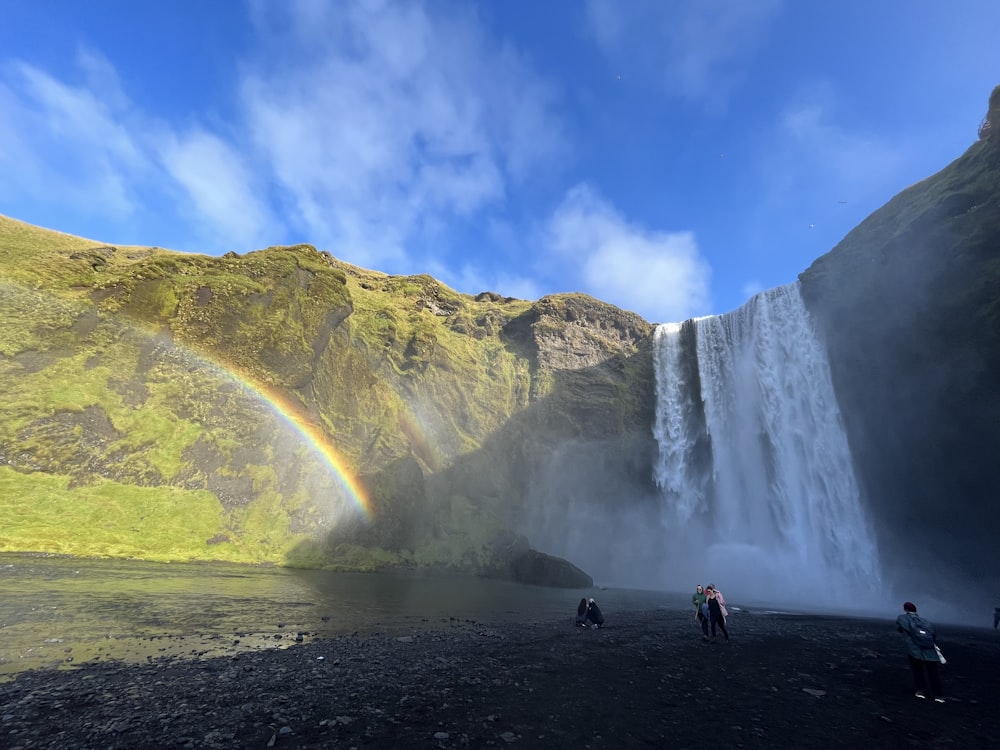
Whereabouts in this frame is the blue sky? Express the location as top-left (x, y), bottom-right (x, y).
top-left (1, 1), bottom-right (996, 322)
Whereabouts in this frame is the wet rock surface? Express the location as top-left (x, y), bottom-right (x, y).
top-left (2, 608), bottom-right (998, 749)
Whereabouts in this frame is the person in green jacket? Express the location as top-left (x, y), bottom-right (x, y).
top-left (692, 585), bottom-right (709, 641)
top-left (896, 601), bottom-right (945, 702)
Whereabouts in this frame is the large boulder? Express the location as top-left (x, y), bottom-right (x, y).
top-left (479, 532), bottom-right (594, 588)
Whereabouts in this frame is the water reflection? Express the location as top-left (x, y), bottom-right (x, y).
top-left (0, 554), bottom-right (678, 677)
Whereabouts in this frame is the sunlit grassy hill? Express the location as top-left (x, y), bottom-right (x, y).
top-left (0, 215), bottom-right (654, 577)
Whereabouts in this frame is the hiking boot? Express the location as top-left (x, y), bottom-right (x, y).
top-left (915, 691), bottom-right (926, 699)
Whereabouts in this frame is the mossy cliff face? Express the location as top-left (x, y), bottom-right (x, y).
top-left (798, 85), bottom-right (1000, 593)
top-left (0, 216), bottom-right (653, 582)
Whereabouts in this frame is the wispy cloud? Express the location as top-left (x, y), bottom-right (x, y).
top-left (0, 49), bottom-right (275, 251)
top-left (546, 184), bottom-right (712, 323)
top-left (1, 1), bottom-right (567, 271)
top-left (750, 83), bottom-right (911, 234)
top-left (738, 82), bottom-right (912, 294)
top-left (0, 55), bottom-right (146, 218)
top-left (583, 0), bottom-right (781, 103)
top-left (158, 129), bottom-right (277, 252)
top-left (1, 1), bottom-right (719, 319)
top-left (777, 88), bottom-right (909, 195)
top-left (241, 0), bottom-right (566, 268)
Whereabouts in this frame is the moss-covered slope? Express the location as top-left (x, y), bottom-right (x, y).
top-left (0, 215), bottom-right (653, 580)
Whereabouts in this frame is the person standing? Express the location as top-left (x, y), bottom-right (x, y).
top-left (705, 585), bottom-right (729, 642)
top-left (896, 601), bottom-right (945, 702)
top-left (692, 585), bottom-right (709, 641)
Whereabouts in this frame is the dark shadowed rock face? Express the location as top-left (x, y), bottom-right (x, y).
top-left (977, 83), bottom-right (999, 140)
top-left (476, 531), bottom-right (594, 588)
top-left (506, 548), bottom-right (594, 588)
top-left (799, 86), bottom-right (1000, 592)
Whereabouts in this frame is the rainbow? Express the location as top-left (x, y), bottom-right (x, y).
top-left (232, 376), bottom-right (373, 520)
top-left (138, 324), bottom-right (373, 520)
top-left (5, 280), bottom-right (373, 519)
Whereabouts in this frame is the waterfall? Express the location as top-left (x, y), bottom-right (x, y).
top-left (652, 283), bottom-right (881, 604)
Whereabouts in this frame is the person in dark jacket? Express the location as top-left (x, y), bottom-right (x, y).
top-left (585, 598), bottom-right (604, 629)
top-left (896, 601), bottom-right (945, 702)
top-left (575, 598), bottom-right (588, 627)
top-left (705, 585), bottom-right (729, 642)
top-left (692, 585), bottom-right (709, 641)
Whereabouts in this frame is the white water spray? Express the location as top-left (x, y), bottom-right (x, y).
top-left (652, 283), bottom-right (881, 604)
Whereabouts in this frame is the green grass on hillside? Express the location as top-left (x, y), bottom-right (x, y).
top-left (0, 466), bottom-right (263, 562)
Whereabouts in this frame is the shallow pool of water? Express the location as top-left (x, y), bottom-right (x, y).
top-left (0, 553), bottom-right (681, 676)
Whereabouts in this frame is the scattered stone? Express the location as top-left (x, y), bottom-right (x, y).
top-left (0, 610), bottom-right (996, 748)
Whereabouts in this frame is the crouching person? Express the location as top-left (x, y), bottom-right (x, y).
top-left (586, 598), bottom-right (605, 629)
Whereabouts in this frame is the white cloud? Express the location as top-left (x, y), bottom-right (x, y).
top-left (0, 50), bottom-right (281, 251)
top-left (158, 129), bottom-right (278, 252)
top-left (241, 0), bottom-right (566, 268)
top-left (0, 2), bottom-right (573, 302)
top-left (546, 184), bottom-right (712, 323)
top-left (583, 0), bottom-right (781, 103)
top-left (0, 58), bottom-right (146, 218)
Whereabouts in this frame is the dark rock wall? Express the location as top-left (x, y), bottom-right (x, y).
top-left (799, 120), bottom-right (1000, 593)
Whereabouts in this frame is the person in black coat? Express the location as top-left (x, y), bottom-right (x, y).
top-left (896, 601), bottom-right (945, 702)
top-left (575, 598), bottom-right (588, 627)
top-left (586, 598), bottom-right (605, 629)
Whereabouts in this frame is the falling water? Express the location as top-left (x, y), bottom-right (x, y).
top-left (652, 283), bottom-right (881, 603)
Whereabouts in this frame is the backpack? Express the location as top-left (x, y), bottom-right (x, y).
top-left (907, 614), bottom-right (935, 648)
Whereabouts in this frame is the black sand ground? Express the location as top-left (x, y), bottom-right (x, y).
top-left (1, 607), bottom-right (998, 749)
